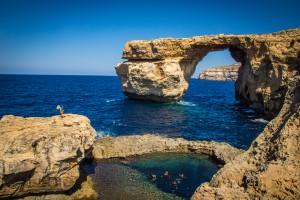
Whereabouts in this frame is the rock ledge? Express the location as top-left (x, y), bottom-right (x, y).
top-left (0, 114), bottom-right (96, 198)
top-left (93, 134), bottom-right (244, 164)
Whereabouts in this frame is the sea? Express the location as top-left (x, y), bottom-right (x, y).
top-left (0, 75), bottom-right (267, 149)
top-left (0, 74), bottom-right (269, 199)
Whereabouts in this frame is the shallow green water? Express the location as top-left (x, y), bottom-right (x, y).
top-left (82, 153), bottom-right (221, 199)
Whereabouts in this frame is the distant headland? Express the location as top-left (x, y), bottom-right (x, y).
top-left (197, 63), bottom-right (240, 81)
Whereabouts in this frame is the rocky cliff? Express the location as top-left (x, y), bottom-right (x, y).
top-left (197, 64), bottom-right (240, 81)
top-left (192, 76), bottom-right (300, 200)
top-left (0, 114), bottom-right (96, 198)
top-left (115, 28), bottom-right (300, 118)
top-left (114, 29), bottom-right (300, 199)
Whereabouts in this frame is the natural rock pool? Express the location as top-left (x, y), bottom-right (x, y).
top-left (82, 153), bottom-right (221, 199)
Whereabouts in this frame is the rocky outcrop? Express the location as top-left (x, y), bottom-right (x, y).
top-left (115, 28), bottom-right (300, 118)
top-left (93, 134), bottom-right (244, 164)
top-left (21, 177), bottom-right (98, 200)
top-left (197, 63), bottom-right (240, 81)
top-left (0, 114), bottom-right (96, 198)
top-left (192, 77), bottom-right (300, 199)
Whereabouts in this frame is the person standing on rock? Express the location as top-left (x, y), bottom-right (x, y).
top-left (56, 105), bottom-right (65, 118)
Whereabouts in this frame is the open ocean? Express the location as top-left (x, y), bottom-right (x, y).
top-left (0, 75), bottom-right (267, 149)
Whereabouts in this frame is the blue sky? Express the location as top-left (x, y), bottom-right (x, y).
top-left (0, 0), bottom-right (299, 76)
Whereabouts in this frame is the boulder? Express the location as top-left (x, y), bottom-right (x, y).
top-left (0, 114), bottom-right (96, 198)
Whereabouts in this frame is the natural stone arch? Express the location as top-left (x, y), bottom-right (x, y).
top-left (116, 44), bottom-right (245, 101)
top-left (116, 29), bottom-right (300, 118)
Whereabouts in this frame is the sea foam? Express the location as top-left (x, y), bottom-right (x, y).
top-left (178, 101), bottom-right (196, 107)
top-left (97, 131), bottom-right (112, 138)
top-left (251, 118), bottom-right (269, 124)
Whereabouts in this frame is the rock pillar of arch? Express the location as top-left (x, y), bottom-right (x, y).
top-left (115, 29), bottom-right (300, 118)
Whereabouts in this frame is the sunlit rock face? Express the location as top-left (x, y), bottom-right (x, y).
top-left (115, 29), bottom-right (300, 199)
top-left (116, 28), bottom-right (300, 118)
top-left (116, 60), bottom-right (196, 102)
top-left (0, 114), bottom-right (96, 198)
top-left (192, 76), bottom-right (300, 200)
top-left (93, 134), bottom-right (244, 164)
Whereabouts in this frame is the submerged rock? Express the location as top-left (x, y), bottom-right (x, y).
top-left (116, 28), bottom-right (300, 118)
top-left (197, 63), bottom-right (240, 81)
top-left (93, 134), bottom-right (244, 164)
top-left (0, 114), bottom-right (96, 198)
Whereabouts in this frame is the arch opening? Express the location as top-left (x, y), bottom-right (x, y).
top-left (192, 49), bottom-right (241, 79)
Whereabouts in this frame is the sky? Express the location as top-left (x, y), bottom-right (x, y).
top-left (0, 0), bottom-right (300, 77)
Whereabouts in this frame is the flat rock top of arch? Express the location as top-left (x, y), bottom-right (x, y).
top-left (122, 28), bottom-right (300, 60)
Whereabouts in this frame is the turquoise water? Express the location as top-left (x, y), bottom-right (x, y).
top-left (127, 153), bottom-right (220, 198)
top-left (82, 153), bottom-right (220, 199)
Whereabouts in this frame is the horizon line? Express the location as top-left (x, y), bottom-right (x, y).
top-left (0, 73), bottom-right (119, 76)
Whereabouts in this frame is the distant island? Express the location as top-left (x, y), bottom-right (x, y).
top-left (197, 63), bottom-right (240, 81)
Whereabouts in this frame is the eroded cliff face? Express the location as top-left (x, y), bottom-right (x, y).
top-left (0, 114), bottom-right (96, 198)
top-left (192, 76), bottom-right (300, 200)
top-left (116, 28), bottom-right (300, 117)
top-left (197, 63), bottom-right (240, 81)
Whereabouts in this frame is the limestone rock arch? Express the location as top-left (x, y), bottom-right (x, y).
top-left (115, 29), bottom-right (300, 118)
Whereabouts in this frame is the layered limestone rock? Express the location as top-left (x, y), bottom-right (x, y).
top-left (197, 63), bottom-right (240, 81)
top-left (93, 134), bottom-right (244, 164)
top-left (0, 114), bottom-right (96, 198)
top-left (116, 28), bottom-right (300, 118)
top-left (192, 77), bottom-right (300, 199)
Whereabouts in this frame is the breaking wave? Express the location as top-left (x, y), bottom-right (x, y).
top-left (251, 118), bottom-right (269, 124)
top-left (97, 131), bottom-right (112, 138)
top-left (177, 101), bottom-right (196, 107)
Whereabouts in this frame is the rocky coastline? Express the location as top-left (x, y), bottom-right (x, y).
top-left (1, 28), bottom-right (299, 199)
top-left (197, 63), bottom-right (240, 81)
top-left (115, 28), bottom-right (300, 119)
top-left (93, 134), bottom-right (244, 164)
top-left (0, 115), bottom-right (243, 199)
top-left (192, 76), bottom-right (300, 199)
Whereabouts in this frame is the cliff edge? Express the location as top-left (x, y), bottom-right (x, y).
top-left (0, 114), bottom-right (96, 198)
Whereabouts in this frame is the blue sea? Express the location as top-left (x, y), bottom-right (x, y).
top-left (0, 75), bottom-right (267, 149)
